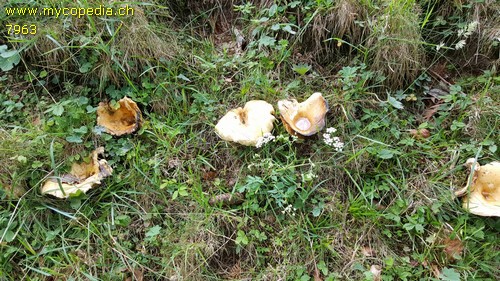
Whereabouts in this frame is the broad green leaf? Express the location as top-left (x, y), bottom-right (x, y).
top-left (292, 64), bottom-right (311, 75)
top-left (258, 35), bottom-right (276, 47)
top-left (268, 4), bottom-right (277, 16)
top-left (0, 228), bottom-right (15, 242)
top-left (115, 215), bottom-right (131, 227)
top-left (387, 95), bottom-right (404, 109)
top-left (79, 62), bottom-right (92, 73)
top-left (235, 230), bottom-right (249, 245)
top-left (52, 104), bottom-right (64, 116)
top-left (440, 267), bottom-right (460, 281)
top-left (0, 51), bottom-right (21, 71)
top-left (282, 24), bottom-right (296, 34)
top-left (377, 149), bottom-right (395, 159)
top-left (145, 225), bottom-right (162, 238)
top-left (73, 126), bottom-right (88, 134)
top-left (66, 135), bottom-right (83, 143)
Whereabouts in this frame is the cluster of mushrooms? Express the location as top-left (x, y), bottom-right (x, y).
top-left (215, 92), bottom-right (328, 146)
top-left (39, 94), bottom-right (499, 218)
top-left (41, 97), bottom-right (143, 198)
top-left (214, 92), bottom-right (499, 217)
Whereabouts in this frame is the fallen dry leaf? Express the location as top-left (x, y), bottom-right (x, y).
top-left (430, 263), bottom-right (441, 278)
top-left (423, 103), bottom-right (442, 121)
top-left (202, 171), bottom-right (217, 181)
top-left (362, 246), bottom-right (375, 257)
top-left (313, 265), bottom-right (323, 281)
top-left (208, 192), bottom-right (244, 206)
top-left (409, 128), bottom-right (431, 139)
top-left (443, 237), bottom-right (464, 261)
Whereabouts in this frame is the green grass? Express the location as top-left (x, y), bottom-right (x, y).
top-left (1, 0), bottom-right (499, 280)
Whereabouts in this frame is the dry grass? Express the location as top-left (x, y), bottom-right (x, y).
top-left (300, 0), bottom-right (370, 65)
top-left (469, 1), bottom-right (500, 69)
top-left (168, 0), bottom-right (239, 34)
top-left (16, 1), bottom-right (179, 87)
top-left (367, 1), bottom-right (425, 90)
top-left (116, 7), bottom-right (177, 74)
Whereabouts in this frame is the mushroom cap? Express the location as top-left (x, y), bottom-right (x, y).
top-left (97, 97), bottom-right (142, 136)
top-left (278, 92), bottom-right (328, 137)
top-left (455, 159), bottom-right (500, 217)
top-left (41, 147), bottom-right (113, 198)
top-left (215, 100), bottom-right (275, 146)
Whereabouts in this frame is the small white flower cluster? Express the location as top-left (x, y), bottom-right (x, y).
top-left (458, 21), bottom-right (478, 38)
top-left (302, 171), bottom-right (317, 183)
top-left (255, 132), bottom-right (275, 148)
top-left (455, 21), bottom-right (479, 50)
top-left (281, 204), bottom-right (297, 216)
top-left (436, 42), bottom-right (445, 51)
top-left (455, 40), bottom-right (466, 50)
top-left (435, 21), bottom-right (479, 51)
top-left (323, 127), bottom-right (344, 152)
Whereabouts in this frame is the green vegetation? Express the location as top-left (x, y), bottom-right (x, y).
top-left (1, 0), bottom-right (499, 280)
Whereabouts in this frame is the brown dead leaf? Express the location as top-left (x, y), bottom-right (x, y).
top-left (443, 237), bottom-right (464, 261)
top-left (3, 184), bottom-right (25, 199)
top-left (32, 116), bottom-right (41, 126)
top-left (226, 260), bottom-right (242, 280)
top-left (202, 171), bottom-right (217, 181)
top-left (167, 158), bottom-right (182, 169)
top-left (423, 103), bottom-right (442, 121)
top-left (362, 246), bottom-right (375, 257)
top-left (430, 263), bottom-right (441, 278)
top-left (313, 264), bottom-right (323, 281)
top-left (209, 192), bottom-right (244, 206)
top-left (409, 128), bottom-right (431, 139)
top-left (124, 268), bottom-right (144, 281)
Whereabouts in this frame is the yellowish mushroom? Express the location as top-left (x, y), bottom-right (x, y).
top-left (455, 158), bottom-right (500, 217)
top-left (215, 100), bottom-right (275, 146)
top-left (278, 92), bottom-right (328, 137)
top-left (97, 97), bottom-right (142, 136)
top-left (41, 147), bottom-right (113, 198)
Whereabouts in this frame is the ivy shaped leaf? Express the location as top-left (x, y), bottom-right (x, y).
top-left (0, 45), bottom-right (21, 72)
top-left (440, 267), bottom-right (460, 281)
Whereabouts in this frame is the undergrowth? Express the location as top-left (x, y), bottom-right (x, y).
top-left (1, 0), bottom-right (499, 280)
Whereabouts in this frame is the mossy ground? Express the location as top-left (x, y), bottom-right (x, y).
top-left (1, 0), bottom-right (499, 280)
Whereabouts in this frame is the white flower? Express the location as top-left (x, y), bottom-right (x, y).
top-left (458, 21), bottom-right (478, 38)
top-left (326, 127), bottom-right (337, 134)
top-left (455, 40), bottom-right (466, 50)
top-left (255, 132), bottom-right (275, 148)
top-left (436, 42), bottom-right (445, 51)
top-left (282, 204), bottom-right (296, 216)
top-left (302, 172), bottom-right (317, 183)
top-left (323, 130), bottom-right (344, 152)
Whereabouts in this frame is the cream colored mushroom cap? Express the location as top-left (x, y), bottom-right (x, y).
top-left (455, 159), bottom-right (500, 217)
top-left (215, 100), bottom-right (275, 146)
top-left (278, 92), bottom-right (328, 136)
top-left (97, 97), bottom-right (143, 136)
top-left (41, 147), bottom-right (113, 198)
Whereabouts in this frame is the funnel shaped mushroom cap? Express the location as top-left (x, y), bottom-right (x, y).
top-left (278, 92), bottom-right (328, 137)
top-left (41, 147), bottom-right (113, 198)
top-left (215, 100), bottom-right (275, 146)
top-left (97, 97), bottom-right (142, 136)
top-left (455, 159), bottom-right (500, 217)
